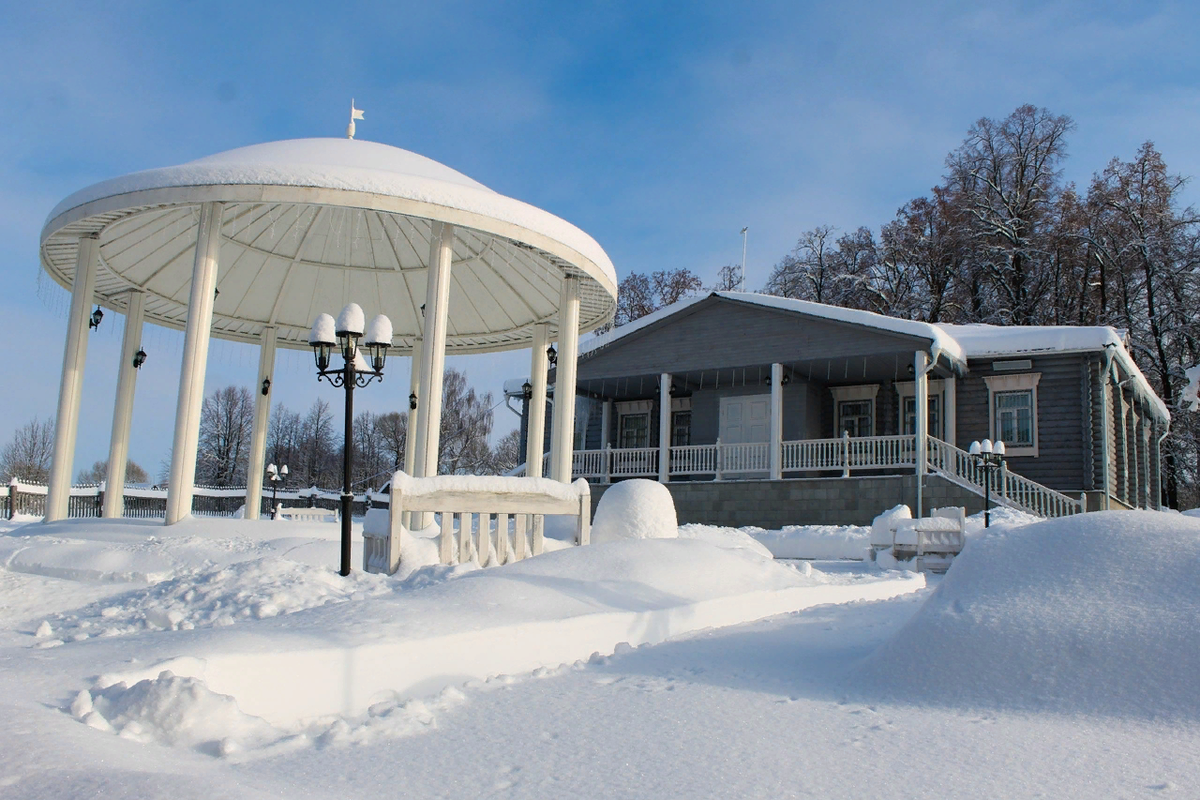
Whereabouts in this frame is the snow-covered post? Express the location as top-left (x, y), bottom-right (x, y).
top-left (103, 290), bottom-right (146, 518)
top-left (46, 234), bottom-right (100, 523)
top-left (658, 372), bottom-right (672, 482)
top-left (550, 276), bottom-right (580, 483)
top-left (414, 223), bottom-right (454, 480)
top-left (166, 202), bottom-right (225, 525)
top-left (914, 350), bottom-right (929, 518)
top-left (770, 363), bottom-right (784, 480)
top-left (244, 326), bottom-right (277, 520)
top-left (526, 323), bottom-right (550, 478)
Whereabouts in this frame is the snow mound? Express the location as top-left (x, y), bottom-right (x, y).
top-left (336, 303), bottom-right (365, 335)
top-left (591, 480), bottom-right (678, 544)
top-left (75, 671), bottom-right (279, 756)
top-left (678, 524), bottom-right (774, 559)
top-left (855, 510), bottom-right (1200, 719)
top-left (309, 312), bottom-right (336, 344)
top-left (46, 557), bottom-right (392, 639)
top-left (752, 524), bottom-right (871, 560)
top-left (870, 504), bottom-right (912, 549)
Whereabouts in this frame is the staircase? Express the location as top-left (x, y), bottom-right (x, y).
top-left (926, 437), bottom-right (1084, 518)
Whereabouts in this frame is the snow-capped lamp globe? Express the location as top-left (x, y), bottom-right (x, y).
top-left (307, 303), bottom-right (393, 576)
top-left (968, 438), bottom-right (1006, 528)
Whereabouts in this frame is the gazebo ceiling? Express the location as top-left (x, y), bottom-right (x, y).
top-left (40, 138), bottom-right (617, 354)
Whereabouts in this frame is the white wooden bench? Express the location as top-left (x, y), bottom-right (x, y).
top-left (275, 505), bottom-right (338, 523)
top-left (892, 506), bottom-right (966, 571)
top-left (364, 472), bottom-right (592, 575)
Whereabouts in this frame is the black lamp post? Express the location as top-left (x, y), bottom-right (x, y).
top-left (309, 304), bottom-right (392, 575)
top-left (266, 462), bottom-right (288, 518)
top-left (968, 439), bottom-right (1006, 527)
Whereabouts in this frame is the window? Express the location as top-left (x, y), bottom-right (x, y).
top-left (671, 411), bottom-right (691, 446)
top-left (619, 413), bottom-right (650, 448)
top-left (983, 373), bottom-right (1041, 457)
top-left (830, 385), bottom-right (879, 438)
top-left (995, 391), bottom-right (1033, 446)
top-left (902, 395), bottom-right (941, 438)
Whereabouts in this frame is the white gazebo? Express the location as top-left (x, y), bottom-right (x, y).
top-left (39, 137), bottom-right (617, 524)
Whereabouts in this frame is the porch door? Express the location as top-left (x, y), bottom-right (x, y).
top-left (720, 395), bottom-right (770, 474)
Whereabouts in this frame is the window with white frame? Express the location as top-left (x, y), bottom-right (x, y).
top-left (616, 400), bottom-right (652, 449)
top-left (670, 397), bottom-right (692, 447)
top-left (895, 379), bottom-right (947, 439)
top-left (830, 385), bottom-right (879, 438)
top-left (983, 373), bottom-right (1041, 456)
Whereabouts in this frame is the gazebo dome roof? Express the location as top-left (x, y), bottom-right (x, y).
top-left (41, 138), bottom-right (617, 354)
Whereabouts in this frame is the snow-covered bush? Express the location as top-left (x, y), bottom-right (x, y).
top-left (869, 504), bottom-right (911, 550)
top-left (591, 479), bottom-right (678, 544)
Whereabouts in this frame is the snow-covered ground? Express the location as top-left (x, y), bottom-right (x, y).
top-left (0, 508), bottom-right (1197, 798)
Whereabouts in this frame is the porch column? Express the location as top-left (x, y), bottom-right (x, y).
top-left (46, 234), bottom-right (100, 522)
top-left (526, 323), bottom-right (550, 478)
top-left (943, 374), bottom-right (957, 447)
top-left (914, 350), bottom-right (929, 518)
top-left (414, 223), bottom-right (454, 479)
top-left (549, 275), bottom-right (580, 483)
top-left (658, 373), bottom-right (671, 482)
top-left (102, 290), bottom-right (145, 518)
top-left (770, 363), bottom-right (783, 480)
top-left (167, 201), bottom-right (224, 525)
top-left (244, 326), bottom-right (277, 520)
top-left (403, 336), bottom-right (422, 476)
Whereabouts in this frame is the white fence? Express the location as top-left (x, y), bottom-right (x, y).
top-left (539, 433), bottom-right (1083, 520)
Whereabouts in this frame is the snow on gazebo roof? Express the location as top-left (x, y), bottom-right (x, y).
top-left (40, 138), bottom-right (617, 354)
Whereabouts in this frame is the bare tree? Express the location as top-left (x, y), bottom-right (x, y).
top-left (438, 368), bottom-right (496, 475)
top-left (610, 268), bottom-right (705, 328)
top-left (77, 459), bottom-right (150, 485)
top-left (709, 264), bottom-right (742, 292)
top-left (945, 105), bottom-right (1075, 323)
top-left (763, 225), bottom-right (840, 303)
top-left (0, 417), bottom-right (55, 483)
top-left (374, 411), bottom-right (407, 473)
top-left (196, 386), bottom-right (255, 486)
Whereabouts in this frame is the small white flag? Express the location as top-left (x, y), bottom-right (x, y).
top-left (347, 99), bottom-right (365, 139)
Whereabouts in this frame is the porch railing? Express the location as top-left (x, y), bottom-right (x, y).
top-left (925, 437), bottom-right (1084, 518)
top-left (537, 433), bottom-right (1083, 520)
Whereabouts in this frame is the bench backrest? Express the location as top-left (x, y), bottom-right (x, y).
top-left (364, 472), bottom-right (591, 574)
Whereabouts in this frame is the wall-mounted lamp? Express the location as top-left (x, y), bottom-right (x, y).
top-left (88, 306), bottom-right (104, 331)
top-left (132, 349), bottom-right (147, 369)
top-left (261, 376), bottom-right (271, 396)
top-left (521, 381), bottom-right (533, 401)
top-left (409, 392), bottom-right (418, 410)
top-left (547, 344), bottom-right (558, 366)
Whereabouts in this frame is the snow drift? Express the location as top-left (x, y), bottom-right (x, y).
top-left (855, 510), bottom-right (1200, 719)
top-left (591, 480), bottom-right (678, 543)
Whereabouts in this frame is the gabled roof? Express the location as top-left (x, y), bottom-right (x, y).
top-left (578, 292), bottom-right (1169, 421)
top-left (581, 292), bottom-right (966, 366)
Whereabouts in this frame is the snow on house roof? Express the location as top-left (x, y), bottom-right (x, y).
top-left (939, 322), bottom-right (1168, 420)
top-left (577, 292), bottom-right (1169, 420)
top-left (579, 292), bottom-right (966, 365)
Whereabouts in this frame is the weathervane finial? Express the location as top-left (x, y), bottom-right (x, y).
top-left (347, 99), bottom-right (365, 139)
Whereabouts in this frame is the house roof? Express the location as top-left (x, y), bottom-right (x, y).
top-left (578, 292), bottom-right (1169, 421)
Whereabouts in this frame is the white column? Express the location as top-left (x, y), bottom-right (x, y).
top-left (102, 291), bottom-right (145, 518)
top-left (243, 326), bottom-right (277, 520)
top-left (658, 373), bottom-right (672, 482)
top-left (403, 336), bottom-right (422, 477)
top-left (46, 235), bottom-right (100, 522)
top-left (944, 373), bottom-right (957, 446)
top-left (914, 350), bottom-right (929, 518)
top-left (770, 363), bottom-right (783, 480)
top-left (414, 223), bottom-right (454, 479)
top-left (166, 202), bottom-right (224, 525)
top-left (526, 323), bottom-right (550, 477)
top-left (550, 276), bottom-right (580, 483)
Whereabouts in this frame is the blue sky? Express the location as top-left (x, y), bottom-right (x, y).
top-left (2, 0), bottom-right (1199, 478)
